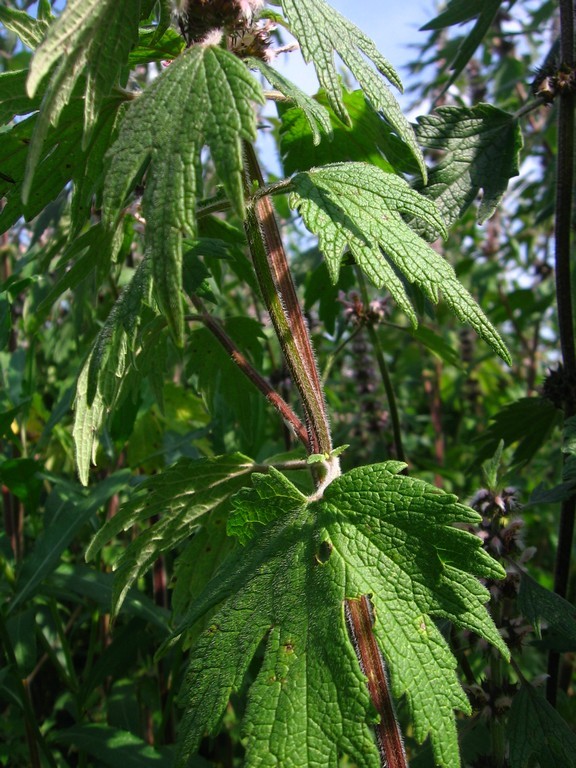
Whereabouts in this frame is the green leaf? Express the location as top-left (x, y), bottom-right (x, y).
top-left (73, 258), bottom-right (155, 485)
top-left (279, 0), bottom-right (427, 181)
top-left (279, 86), bottom-right (408, 176)
top-left (421, 0), bottom-right (504, 88)
top-left (474, 397), bottom-right (561, 467)
top-left (0, 7), bottom-right (49, 50)
top-left (175, 464), bottom-right (507, 768)
top-left (0, 69), bottom-right (42, 125)
top-left (416, 104), bottom-right (522, 229)
top-left (25, 0), bottom-right (141, 185)
top-left (9, 472), bottom-right (131, 614)
top-left (508, 682), bottom-right (576, 768)
top-left (86, 453), bottom-right (256, 616)
top-left (518, 570), bottom-right (576, 651)
top-left (249, 57), bottom-right (332, 146)
top-left (54, 724), bottom-right (177, 768)
top-left (103, 44), bottom-right (263, 344)
top-left (289, 162), bottom-right (510, 363)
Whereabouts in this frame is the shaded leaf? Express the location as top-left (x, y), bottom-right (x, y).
top-left (508, 682), bottom-right (576, 768)
top-left (518, 570), bottom-right (576, 651)
top-left (9, 472), bottom-right (131, 614)
top-left (85, 453), bottom-right (256, 616)
top-left (0, 69), bottom-right (42, 125)
top-left (103, 44), bottom-right (263, 344)
top-left (421, 0), bottom-right (505, 88)
top-left (474, 397), bottom-right (561, 467)
top-left (279, 0), bottom-right (426, 180)
top-left (54, 724), bottom-right (177, 768)
top-left (289, 162), bottom-right (510, 363)
top-left (416, 104), bottom-right (522, 229)
top-left (280, 87), bottom-right (408, 176)
top-left (175, 464), bottom-right (507, 768)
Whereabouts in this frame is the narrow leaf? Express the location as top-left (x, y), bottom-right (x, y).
top-left (279, 0), bottom-right (427, 181)
top-left (289, 162), bottom-right (510, 363)
top-left (518, 570), bottom-right (576, 650)
top-left (0, 6), bottom-right (49, 49)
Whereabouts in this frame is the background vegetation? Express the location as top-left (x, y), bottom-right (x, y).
top-left (0, 1), bottom-right (575, 766)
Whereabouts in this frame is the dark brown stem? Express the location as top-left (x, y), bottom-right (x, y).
top-left (186, 303), bottom-right (309, 448)
top-left (547, 0), bottom-right (576, 707)
top-left (345, 596), bottom-right (407, 768)
top-left (243, 141), bottom-right (332, 459)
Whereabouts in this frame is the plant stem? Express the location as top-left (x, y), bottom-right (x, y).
top-left (345, 596), bottom-right (408, 768)
top-left (186, 303), bottom-right (309, 448)
top-left (547, 0), bottom-right (576, 707)
top-left (242, 141), bottom-right (333, 459)
top-left (356, 270), bottom-right (406, 464)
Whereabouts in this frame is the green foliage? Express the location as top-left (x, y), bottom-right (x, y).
top-left (289, 162), bottom-right (511, 362)
top-left (103, 43), bottom-right (263, 343)
top-left (177, 465), bottom-right (506, 768)
top-left (1, 1), bottom-right (575, 767)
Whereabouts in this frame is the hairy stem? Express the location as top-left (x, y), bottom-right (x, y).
top-left (243, 141), bottom-right (333, 459)
top-left (345, 596), bottom-right (408, 768)
top-left (547, 0), bottom-right (576, 706)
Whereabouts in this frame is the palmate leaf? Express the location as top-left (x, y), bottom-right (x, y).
top-left (416, 104), bottom-right (522, 229)
top-left (279, 0), bottom-right (427, 181)
top-left (288, 162), bottom-right (511, 363)
top-left (175, 464), bottom-right (507, 768)
top-left (103, 44), bottom-right (263, 344)
top-left (24, 0), bottom-right (141, 199)
top-left (85, 453), bottom-right (256, 616)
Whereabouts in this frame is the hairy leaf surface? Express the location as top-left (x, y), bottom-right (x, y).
top-left (103, 44), bottom-right (263, 344)
top-left (86, 454), bottom-right (255, 615)
top-left (416, 104), bottom-right (522, 228)
top-left (279, 0), bottom-right (426, 180)
top-left (289, 162), bottom-right (511, 363)
top-left (176, 464), bottom-right (507, 768)
top-left (25, 0), bottom-right (141, 194)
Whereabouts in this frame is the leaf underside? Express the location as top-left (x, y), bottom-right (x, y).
top-left (289, 162), bottom-right (511, 364)
top-left (103, 44), bottom-right (263, 344)
top-left (175, 464), bottom-right (508, 768)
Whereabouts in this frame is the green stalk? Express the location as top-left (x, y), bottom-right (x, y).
top-left (242, 142), bottom-right (333, 462)
top-left (547, 0), bottom-right (576, 706)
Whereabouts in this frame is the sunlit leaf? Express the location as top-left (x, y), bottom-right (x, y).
top-left (175, 464), bottom-right (507, 768)
top-left (289, 162), bottom-right (510, 363)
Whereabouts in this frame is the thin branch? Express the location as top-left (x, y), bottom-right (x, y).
top-left (186, 303), bottom-right (309, 448)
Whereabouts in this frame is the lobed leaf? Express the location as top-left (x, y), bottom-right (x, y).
top-left (279, 0), bottom-right (427, 181)
top-left (103, 44), bottom-right (263, 344)
top-left (86, 453), bottom-right (256, 616)
top-left (289, 162), bottom-right (511, 363)
top-left (248, 57), bottom-right (332, 146)
top-left (175, 464), bottom-right (507, 768)
top-left (416, 103), bottom-right (522, 229)
top-left (26, 0), bottom-right (140, 156)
